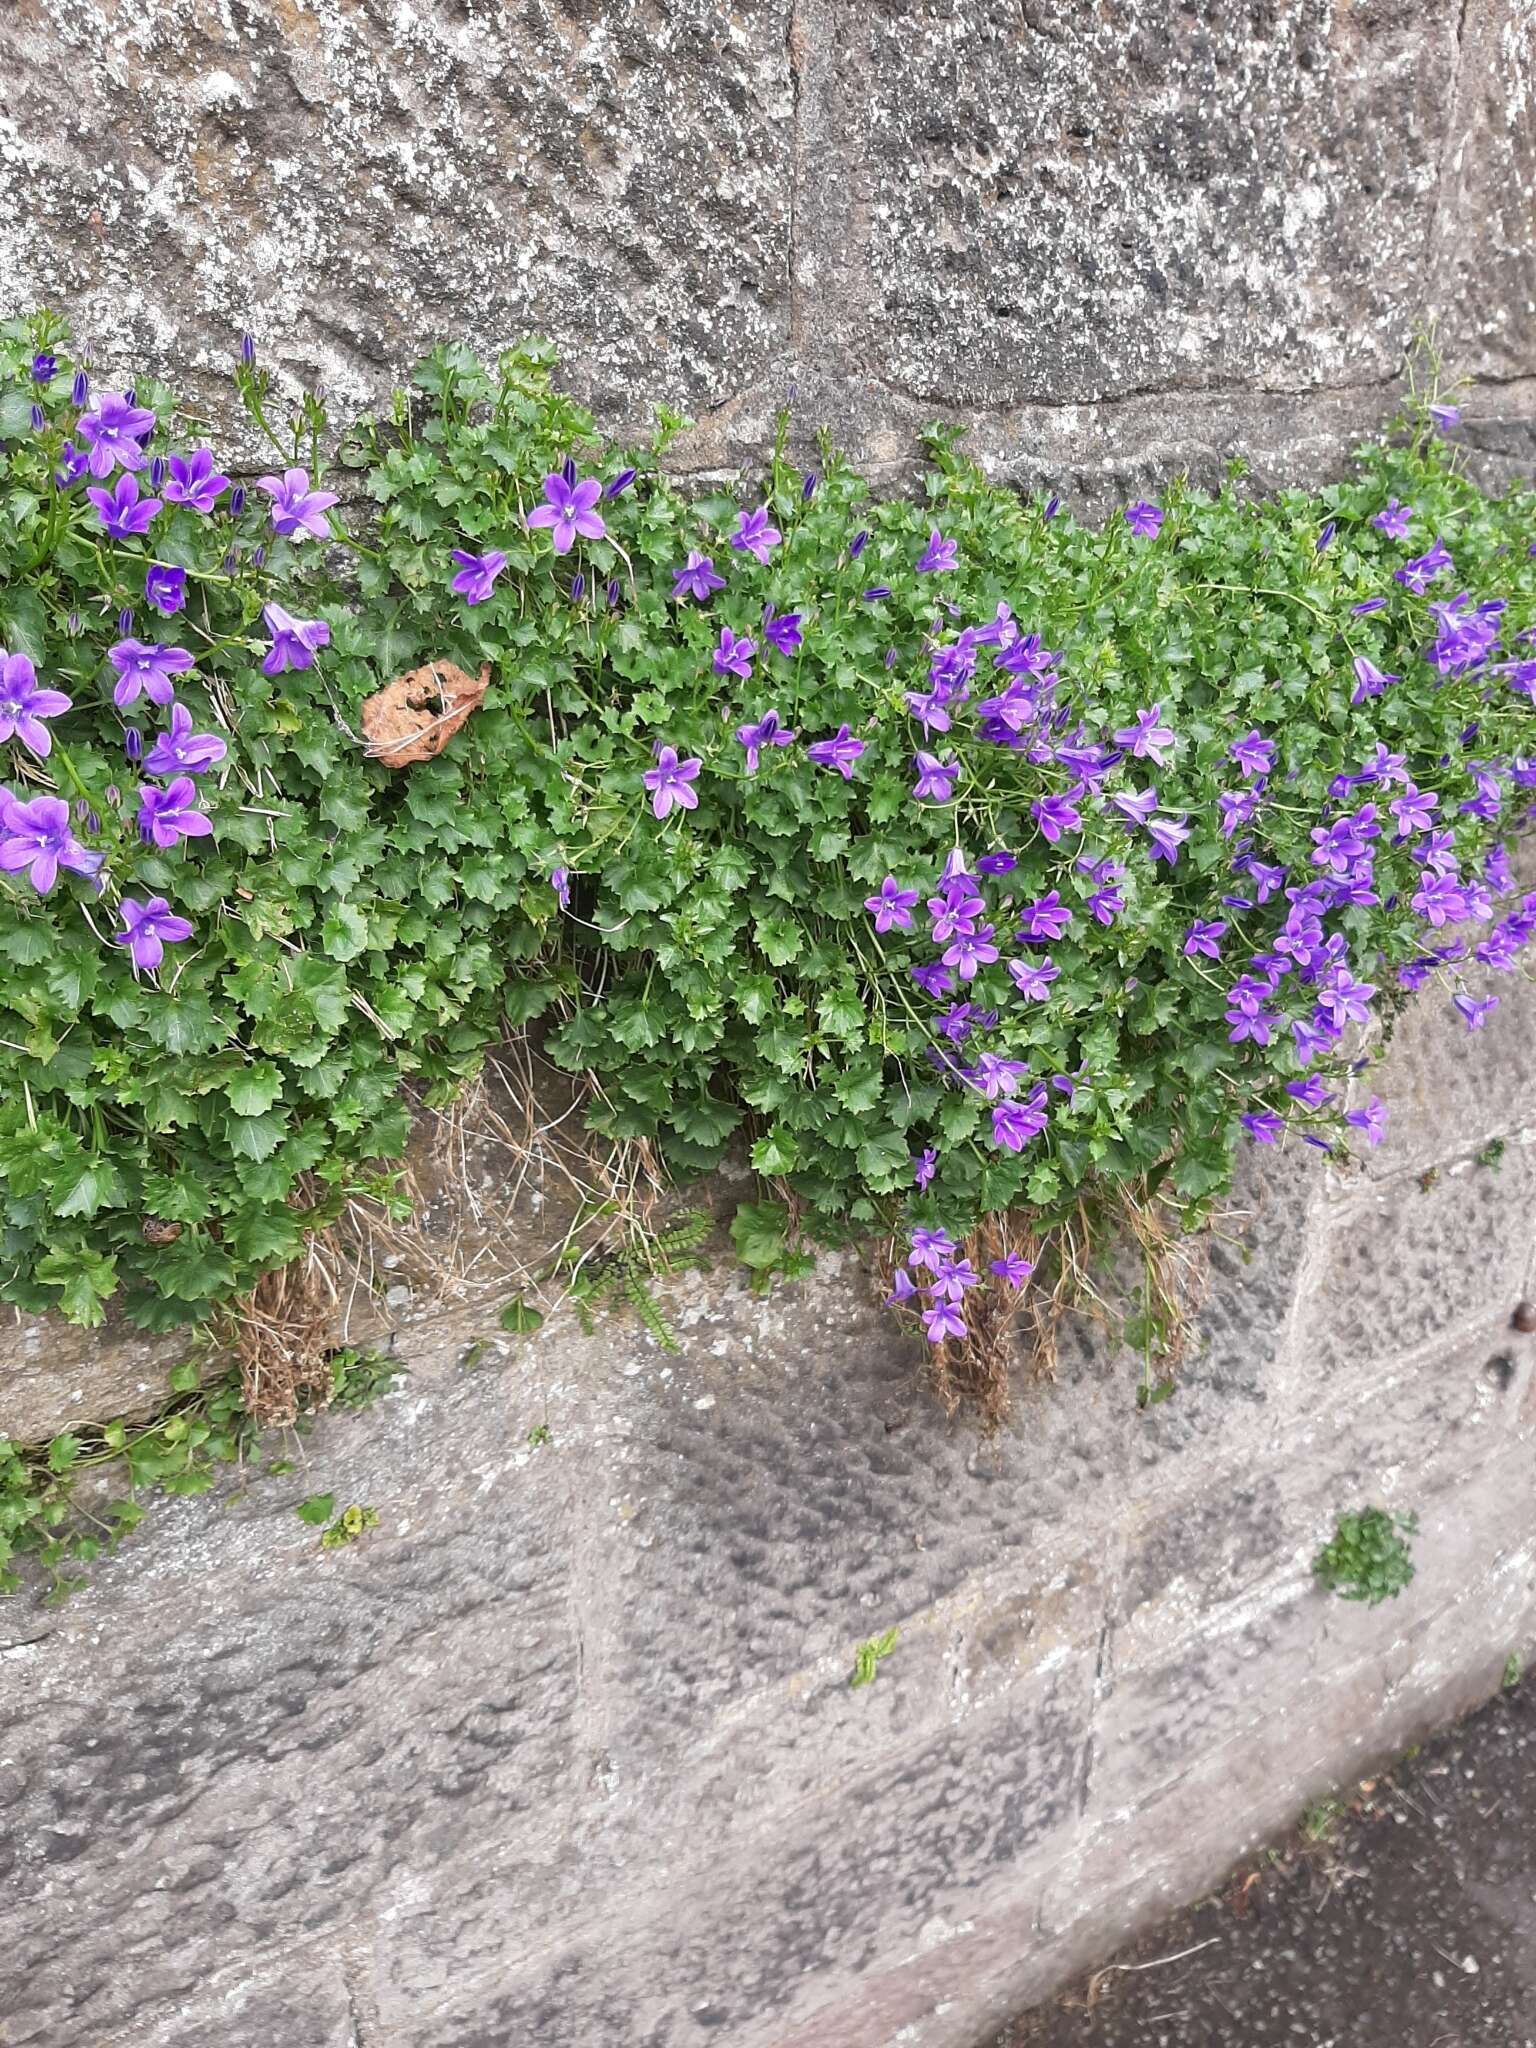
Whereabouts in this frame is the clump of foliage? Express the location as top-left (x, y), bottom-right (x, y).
top-left (0, 1342), bottom-right (397, 1599)
top-left (1313, 1506), bottom-right (1418, 1606)
top-left (554, 1206), bottom-right (712, 1352)
top-left (2, 312), bottom-right (1534, 1418)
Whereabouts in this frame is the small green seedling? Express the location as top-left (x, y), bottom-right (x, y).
top-left (849, 1627), bottom-right (899, 1689)
top-left (1313, 1507), bottom-right (1418, 1606)
top-left (527, 1424), bottom-right (552, 1449)
top-left (1300, 1795), bottom-right (1344, 1843)
top-left (1504, 1653), bottom-right (1523, 1690)
top-left (320, 1504), bottom-right (379, 1550)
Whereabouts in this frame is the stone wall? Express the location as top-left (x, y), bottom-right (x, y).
top-left (2, 1), bottom-right (1535, 495)
top-left (4, 957), bottom-right (1536, 2048)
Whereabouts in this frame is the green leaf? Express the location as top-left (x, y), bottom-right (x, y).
top-left (296, 1493), bottom-right (335, 1526)
top-left (499, 1297), bottom-right (545, 1333)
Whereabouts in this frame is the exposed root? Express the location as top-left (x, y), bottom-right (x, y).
top-left (885, 1180), bottom-right (1206, 1428)
top-left (233, 1240), bottom-right (343, 1425)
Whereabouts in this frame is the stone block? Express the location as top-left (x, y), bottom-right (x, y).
top-left (1353, 955), bottom-right (1536, 1182)
top-left (0, 0), bottom-right (793, 444)
top-left (801, 0), bottom-right (1454, 413)
top-left (1296, 1142), bottom-right (1536, 1377)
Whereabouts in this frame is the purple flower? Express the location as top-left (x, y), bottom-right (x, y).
top-left (865, 876), bottom-right (919, 932)
top-left (262, 603), bottom-right (331, 676)
top-left (1008, 955), bottom-right (1059, 1000)
top-left (1018, 892), bottom-right (1073, 942)
top-left (1111, 786), bottom-right (1159, 830)
top-left (1287, 1075), bottom-right (1333, 1110)
top-left (1351, 654), bottom-right (1399, 704)
top-left (862, 585), bottom-right (892, 603)
top-left (450, 549), bottom-right (507, 605)
top-left (255, 466), bottom-right (339, 542)
top-left (912, 751), bottom-right (959, 803)
top-left (714, 627), bottom-right (756, 680)
top-left (605, 468), bottom-right (637, 499)
top-left (144, 564), bottom-right (187, 617)
top-left (1124, 499), bottom-right (1164, 539)
top-left (1240, 1109), bottom-right (1285, 1144)
top-left (921, 1300), bottom-right (967, 1345)
top-left (1183, 918), bottom-right (1226, 959)
top-left (0, 794), bottom-right (101, 894)
top-left (107, 639), bottom-right (194, 709)
top-left (143, 702), bottom-right (228, 777)
top-left (1390, 783), bottom-right (1438, 834)
top-left (944, 925), bottom-right (999, 980)
top-left (735, 709), bottom-right (795, 773)
top-left (887, 1267), bottom-right (919, 1306)
top-left (1373, 497), bottom-right (1412, 540)
top-left (917, 528), bottom-right (958, 574)
top-left (848, 530), bottom-right (869, 561)
top-left (672, 551), bottom-right (726, 602)
top-left (113, 894), bottom-right (195, 973)
top-left (551, 866), bottom-right (572, 910)
top-left (807, 725), bottom-right (865, 780)
top-left (162, 449), bottom-right (230, 514)
top-left (87, 472), bottom-right (162, 537)
top-left (31, 351), bottom-right (56, 384)
top-left (0, 652), bottom-right (71, 758)
top-left (977, 850), bottom-right (1016, 876)
top-left (970, 1051), bottom-right (1027, 1098)
top-left (137, 777), bottom-right (212, 849)
top-left (990, 1253), bottom-right (1034, 1287)
top-left (1453, 991), bottom-right (1499, 1031)
top-left (643, 743), bottom-right (701, 820)
top-left (76, 389), bottom-right (156, 477)
top-left (1344, 1096), bottom-right (1387, 1145)
top-left (524, 471), bottom-right (605, 555)
top-left (1230, 730), bottom-right (1275, 780)
top-left (731, 505), bottom-right (782, 564)
top-left (1316, 520), bottom-right (1337, 552)
top-left (1394, 537), bottom-right (1453, 593)
top-left (1428, 403), bottom-right (1460, 432)
top-left (1113, 703), bottom-right (1176, 765)
top-left (991, 1086), bottom-right (1049, 1151)
top-left (1032, 791), bottom-right (1082, 844)
top-left (910, 1147), bottom-right (939, 1192)
top-left (1146, 814), bottom-right (1192, 865)
top-left (762, 607), bottom-right (803, 657)
top-left (69, 368), bottom-right (88, 407)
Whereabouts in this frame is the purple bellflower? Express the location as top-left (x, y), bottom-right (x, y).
top-left (525, 471), bottom-right (605, 554)
top-left (643, 743), bottom-right (701, 819)
top-left (0, 652), bottom-right (71, 757)
top-left (114, 895), bottom-right (194, 974)
top-left (76, 389), bottom-right (156, 477)
top-left (450, 549), bottom-right (507, 605)
top-left (256, 466), bottom-right (339, 541)
top-left (143, 702), bottom-right (228, 777)
top-left (162, 448), bottom-right (230, 513)
top-left (261, 603), bottom-right (331, 675)
top-left (108, 639), bottom-right (195, 709)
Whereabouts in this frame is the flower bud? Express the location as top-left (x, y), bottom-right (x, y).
top-left (802, 472), bottom-right (818, 500)
top-left (124, 728), bottom-right (143, 762)
top-left (150, 455), bottom-right (166, 489)
top-left (118, 608), bottom-right (133, 634)
top-left (70, 369), bottom-right (89, 406)
top-left (229, 485), bottom-right (246, 517)
top-left (30, 403), bottom-right (44, 431)
top-left (570, 573), bottom-right (584, 600)
top-left (240, 333), bottom-right (255, 367)
top-left (560, 455), bottom-right (577, 488)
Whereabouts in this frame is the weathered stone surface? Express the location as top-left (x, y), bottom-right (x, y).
top-left (5, 1015), bottom-right (1536, 2048)
top-left (0, 0), bottom-right (793, 445)
top-left (1, 0), bottom-right (1532, 495)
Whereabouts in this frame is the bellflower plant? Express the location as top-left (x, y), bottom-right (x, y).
top-left (1, 316), bottom-right (1532, 1429)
